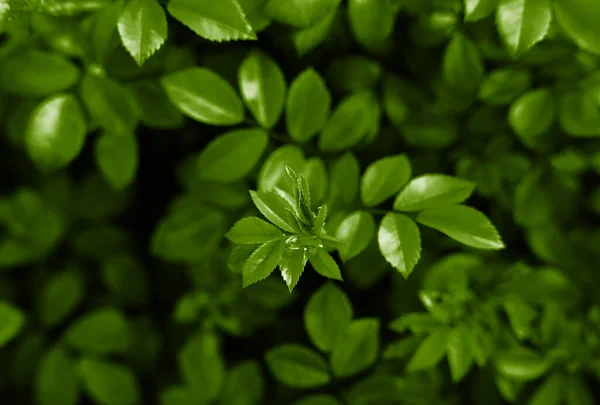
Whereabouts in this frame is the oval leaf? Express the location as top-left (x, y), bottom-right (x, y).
top-left (226, 217), bottom-right (282, 244)
top-left (465, 0), bottom-right (499, 22)
top-left (407, 328), bottom-right (450, 371)
top-left (553, 0), bottom-right (600, 55)
top-left (378, 213), bottom-right (421, 279)
top-left (265, 0), bottom-right (340, 28)
top-left (79, 358), bottom-right (141, 405)
top-left (361, 154), bottom-right (411, 207)
top-left (496, 0), bottom-right (552, 57)
top-left (509, 88), bottom-right (555, 147)
top-left (336, 211), bottom-right (375, 262)
top-left (95, 132), bottom-right (138, 190)
top-left (36, 347), bottom-right (79, 405)
top-left (118, 0), bottom-right (168, 65)
top-left (64, 308), bottom-right (130, 354)
top-left (443, 33), bottom-right (484, 91)
top-left (242, 239), bottom-right (285, 287)
top-left (393, 174), bottom-right (476, 212)
top-left (178, 332), bottom-right (225, 400)
top-left (330, 318), bottom-right (380, 378)
top-left (0, 302), bottom-right (25, 347)
top-left (265, 344), bottom-right (330, 388)
top-left (494, 347), bottom-right (553, 381)
top-left (309, 248), bottom-right (342, 280)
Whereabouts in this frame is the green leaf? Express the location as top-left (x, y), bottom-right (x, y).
top-left (129, 80), bottom-right (184, 129)
top-left (265, 0), bottom-right (340, 28)
top-left (417, 205), bottom-right (505, 250)
top-left (389, 313), bottom-right (441, 335)
top-left (117, 0), bottom-right (167, 66)
top-left (393, 174), bottom-right (476, 212)
top-left (26, 94), bottom-right (87, 172)
top-left (378, 213), bottom-right (421, 279)
top-left (286, 68), bottom-right (331, 143)
top-left (558, 89), bottom-right (600, 138)
top-left (509, 88), bottom-right (555, 147)
top-left (465, 0), bottom-right (499, 22)
top-left (221, 360), bottom-right (264, 405)
top-left (309, 248), bottom-right (342, 280)
top-left (161, 67), bottom-right (245, 125)
top-left (528, 373), bottom-right (562, 405)
top-left (250, 190), bottom-right (297, 233)
top-left (294, 395), bottom-right (342, 405)
top-left (95, 132), bottom-right (138, 190)
top-left (494, 347), bottom-right (553, 381)
top-left (279, 247), bottom-right (310, 291)
top-left (348, 0), bottom-right (396, 50)
top-left (36, 347), bottom-right (79, 405)
top-left (258, 144), bottom-right (305, 194)
top-left (178, 332), bottom-right (225, 401)
top-left (265, 344), bottom-right (330, 388)
top-left (326, 55), bottom-right (382, 93)
top-left (167, 0), bottom-right (256, 41)
top-left (553, 0), bottom-right (600, 55)
top-left (478, 67), bottom-right (531, 105)
top-left (227, 217), bottom-right (283, 244)
top-left (330, 152), bottom-right (360, 206)
top-left (0, 301), bottom-right (25, 347)
top-left (361, 154), bottom-right (411, 207)
top-left (304, 282), bottom-right (353, 352)
top-left (79, 358), bottom-right (141, 405)
top-left (292, 9), bottom-right (337, 56)
top-left (318, 91), bottom-right (378, 152)
top-left (38, 270), bottom-right (84, 328)
top-left (239, 50), bottom-right (286, 129)
top-left (0, 50), bottom-right (80, 97)
top-left (443, 33), bottom-right (484, 91)
top-left (242, 238), bottom-right (285, 287)
top-left (64, 308), bottom-right (130, 354)
top-left (302, 158), bottom-right (329, 207)
top-left (101, 254), bottom-right (148, 307)
top-left (336, 211), bottom-right (375, 262)
top-left (197, 128), bottom-right (268, 183)
top-left (564, 374), bottom-right (594, 405)
top-left (159, 386), bottom-right (197, 405)
top-left (80, 73), bottom-right (140, 135)
top-left (446, 323), bottom-right (474, 382)
top-left (330, 318), bottom-right (380, 378)
top-left (407, 327), bottom-right (450, 372)
top-left (496, 0), bottom-right (552, 57)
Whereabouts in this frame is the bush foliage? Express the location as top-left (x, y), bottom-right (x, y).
top-left (1, 0), bottom-right (600, 404)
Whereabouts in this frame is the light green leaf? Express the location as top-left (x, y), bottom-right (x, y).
top-left (330, 318), bottom-right (380, 378)
top-left (239, 50), bottom-right (286, 129)
top-left (178, 332), bottom-right (225, 401)
top-left (161, 67), bottom-right (245, 125)
top-left (265, 0), bottom-right (340, 27)
top-left (0, 50), bottom-right (80, 97)
top-left (167, 0), bottom-right (256, 41)
top-left (377, 213), bottom-right (421, 279)
top-left (336, 211), bottom-right (375, 262)
top-left (309, 248), bottom-right (342, 280)
top-left (64, 308), bottom-right (131, 354)
top-left (509, 88), bottom-right (555, 147)
top-left (250, 190), bottom-right (297, 232)
top-left (221, 360), bottom-right (264, 405)
top-left (330, 152), bottom-right (360, 206)
top-left (528, 373), bottom-right (562, 405)
top-left (407, 328), bottom-right (450, 372)
top-left (478, 67), bottom-right (531, 105)
top-left (0, 301), bottom-right (25, 347)
top-left (348, 0), bottom-right (396, 49)
top-left (197, 128), bottom-right (268, 183)
top-left (242, 238), bottom-right (285, 287)
top-left (292, 9), bottom-right (337, 56)
top-left (465, 0), bottom-right (499, 21)
top-left (304, 282), bottom-right (353, 352)
top-left (443, 33), bottom-right (484, 91)
top-left (446, 323), bottom-right (474, 382)
top-left (117, 0), bottom-right (167, 65)
top-left (553, 0), bottom-right (600, 55)
top-left (496, 0), bottom-right (552, 57)
top-left (279, 247), bottom-right (310, 292)
top-left (79, 358), bottom-right (141, 405)
top-left (95, 132), bottom-right (138, 190)
top-left (38, 270), bottom-right (84, 328)
top-left (80, 73), bottom-right (139, 135)
top-left (265, 344), bottom-right (330, 388)
top-left (361, 154), bottom-right (411, 207)
top-left (227, 217), bottom-right (283, 244)
top-left (39, 0), bottom-right (112, 16)
top-left (258, 144), bottom-right (305, 194)
top-left (36, 347), bottom-right (79, 405)
top-left (393, 174), bottom-right (476, 212)
top-left (26, 94), bottom-right (87, 172)
top-left (494, 347), bottom-right (553, 381)
top-left (286, 68), bottom-right (331, 143)
top-left (417, 205), bottom-right (505, 250)
top-left (318, 91), bottom-right (378, 152)
top-left (293, 395), bottom-right (342, 405)
top-left (237, 0), bottom-right (271, 32)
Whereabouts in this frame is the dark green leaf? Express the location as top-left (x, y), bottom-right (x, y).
top-left (528, 373), bottom-right (562, 405)
top-left (564, 374), bottom-right (594, 405)
top-left (64, 308), bottom-right (130, 354)
top-left (304, 282), bottom-right (353, 352)
top-left (167, 0), bottom-right (256, 41)
top-left (330, 152), bottom-right (360, 206)
top-left (389, 313), bottom-right (441, 335)
top-left (129, 80), bottom-right (184, 129)
top-left (302, 158), bottom-right (329, 207)
top-left (117, 0), bottom-right (167, 65)
top-left (221, 360), bottom-right (264, 405)
top-left (393, 174), bottom-right (476, 212)
top-left (197, 128), bottom-right (268, 183)
top-left (178, 332), bottom-right (225, 401)
top-left (330, 318), bottom-right (380, 378)
top-left (417, 205), bottom-right (505, 250)
top-left (95, 132), bottom-right (138, 190)
top-left (265, 344), bottom-right (330, 388)
top-left (161, 67), bottom-right (245, 125)
top-left (38, 270), bottom-right (83, 327)
top-left (496, 0), bottom-right (552, 57)
top-left (478, 67), bottom-right (531, 105)
top-left (336, 211), bottom-right (375, 262)
top-left (293, 395), bottom-right (342, 405)
top-left (494, 347), bottom-right (553, 381)
top-left (292, 10), bottom-right (337, 56)
top-left (326, 55), bottom-right (382, 93)
top-left (0, 302), bottom-right (25, 347)
top-left (242, 238), bottom-right (285, 287)
top-left (443, 33), bottom-right (484, 91)
top-left (378, 213), bottom-right (421, 279)
top-left (239, 50), bottom-right (286, 129)
top-left (79, 358), bottom-right (141, 405)
top-left (36, 347), bottom-right (79, 405)
top-left (559, 89), bottom-right (600, 137)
